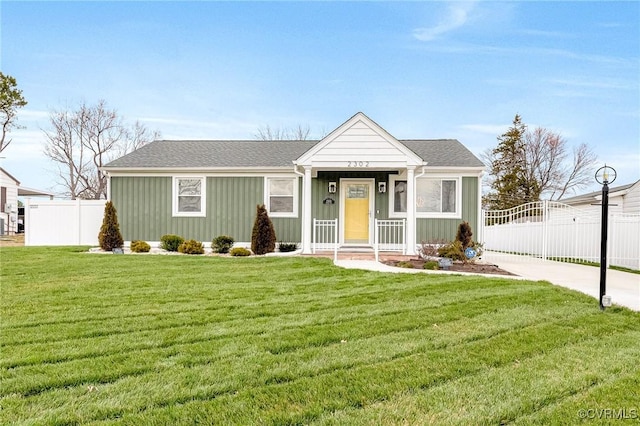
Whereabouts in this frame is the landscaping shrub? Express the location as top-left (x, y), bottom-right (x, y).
top-left (212, 235), bottom-right (235, 253)
top-left (160, 234), bottom-right (184, 252)
top-left (130, 240), bottom-right (151, 253)
top-left (278, 242), bottom-right (298, 252)
top-left (178, 239), bottom-right (204, 255)
top-left (396, 260), bottom-right (414, 268)
top-left (437, 221), bottom-right (484, 263)
top-left (438, 240), bottom-right (465, 261)
top-left (418, 239), bottom-right (448, 259)
top-left (230, 247), bottom-right (251, 257)
top-left (251, 204), bottom-right (276, 255)
top-left (456, 221), bottom-right (473, 249)
top-left (423, 260), bottom-right (439, 270)
top-left (98, 201), bottom-right (124, 251)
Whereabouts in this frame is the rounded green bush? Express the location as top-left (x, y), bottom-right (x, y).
top-left (212, 235), bottom-right (235, 254)
top-left (230, 247), bottom-right (251, 257)
top-left (130, 240), bottom-right (151, 253)
top-left (160, 234), bottom-right (184, 252)
top-left (178, 239), bottom-right (204, 255)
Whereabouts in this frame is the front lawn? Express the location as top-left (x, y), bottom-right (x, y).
top-left (1, 247), bottom-right (639, 425)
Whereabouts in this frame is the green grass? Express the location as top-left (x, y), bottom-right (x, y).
top-left (1, 247), bottom-right (639, 425)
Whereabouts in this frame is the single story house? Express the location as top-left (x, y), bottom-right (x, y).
top-left (559, 179), bottom-right (640, 216)
top-left (102, 112), bottom-right (485, 255)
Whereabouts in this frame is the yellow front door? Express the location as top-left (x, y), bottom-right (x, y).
top-left (344, 182), bottom-right (370, 244)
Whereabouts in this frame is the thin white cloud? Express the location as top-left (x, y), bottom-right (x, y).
top-left (413, 2), bottom-right (477, 42)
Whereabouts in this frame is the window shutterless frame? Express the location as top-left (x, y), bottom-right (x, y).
top-left (172, 176), bottom-right (206, 217)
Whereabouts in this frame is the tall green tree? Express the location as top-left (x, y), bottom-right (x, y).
top-left (483, 114), bottom-right (540, 210)
top-left (483, 114), bottom-right (598, 210)
top-left (0, 72), bottom-right (28, 153)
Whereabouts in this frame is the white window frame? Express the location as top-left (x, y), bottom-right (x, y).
top-left (264, 176), bottom-right (299, 218)
top-left (172, 176), bottom-right (206, 217)
top-left (389, 175), bottom-right (461, 219)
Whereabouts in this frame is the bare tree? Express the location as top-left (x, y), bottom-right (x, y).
top-left (0, 72), bottom-right (28, 153)
top-left (254, 124), bottom-right (311, 141)
top-left (43, 100), bottom-right (159, 199)
top-left (483, 116), bottom-right (598, 206)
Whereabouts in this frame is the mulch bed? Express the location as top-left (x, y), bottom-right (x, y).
top-left (383, 258), bottom-right (517, 276)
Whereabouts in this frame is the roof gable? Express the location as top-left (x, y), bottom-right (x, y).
top-left (0, 167), bottom-right (21, 185)
top-left (295, 112), bottom-right (424, 167)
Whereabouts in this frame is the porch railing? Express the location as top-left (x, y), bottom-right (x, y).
top-left (312, 218), bottom-right (338, 262)
top-left (374, 219), bottom-right (406, 262)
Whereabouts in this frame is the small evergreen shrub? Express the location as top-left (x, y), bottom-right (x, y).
top-left (397, 260), bottom-right (414, 268)
top-left (178, 239), bottom-right (204, 255)
top-left (230, 247), bottom-right (251, 257)
top-left (423, 260), bottom-right (439, 270)
top-left (98, 201), bottom-right (124, 251)
top-left (278, 242), bottom-right (298, 252)
top-left (437, 222), bottom-right (483, 263)
top-left (456, 221), bottom-right (473, 249)
top-left (212, 235), bottom-right (235, 254)
top-left (437, 240), bottom-right (465, 261)
top-left (160, 234), bottom-right (184, 252)
top-left (251, 204), bottom-right (276, 255)
top-left (130, 240), bottom-right (151, 253)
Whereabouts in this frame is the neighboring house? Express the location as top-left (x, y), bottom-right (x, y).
top-left (0, 167), bottom-right (55, 235)
top-left (559, 179), bottom-right (640, 216)
top-left (102, 112), bottom-right (485, 255)
top-left (0, 167), bottom-right (20, 235)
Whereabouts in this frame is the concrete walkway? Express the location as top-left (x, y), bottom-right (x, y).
top-left (334, 253), bottom-right (640, 311)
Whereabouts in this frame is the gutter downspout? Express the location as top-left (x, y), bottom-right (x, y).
top-left (406, 164), bottom-right (427, 256)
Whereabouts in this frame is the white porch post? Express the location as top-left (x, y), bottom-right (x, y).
top-left (302, 166), bottom-right (313, 254)
top-left (406, 166), bottom-right (416, 255)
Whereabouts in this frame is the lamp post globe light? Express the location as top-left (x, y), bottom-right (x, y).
top-left (595, 165), bottom-right (616, 310)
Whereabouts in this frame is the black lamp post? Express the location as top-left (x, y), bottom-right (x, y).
top-left (594, 165), bottom-right (617, 310)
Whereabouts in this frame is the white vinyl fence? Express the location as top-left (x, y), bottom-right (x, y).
top-left (481, 201), bottom-right (640, 270)
top-left (25, 199), bottom-right (106, 246)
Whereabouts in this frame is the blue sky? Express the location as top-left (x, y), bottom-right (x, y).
top-left (1, 1), bottom-right (638, 196)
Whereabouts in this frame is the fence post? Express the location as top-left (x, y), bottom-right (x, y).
top-left (374, 219), bottom-right (379, 262)
top-left (312, 218), bottom-right (316, 254)
top-left (402, 219), bottom-right (406, 255)
top-left (542, 200), bottom-right (548, 261)
top-left (333, 218), bottom-right (338, 263)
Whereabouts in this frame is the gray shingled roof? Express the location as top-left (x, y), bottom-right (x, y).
top-left (103, 139), bottom-right (484, 169)
top-left (400, 140), bottom-right (485, 168)
top-left (104, 140), bottom-right (319, 168)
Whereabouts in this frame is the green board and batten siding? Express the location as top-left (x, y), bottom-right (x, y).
top-left (111, 174), bottom-right (478, 245)
top-left (110, 176), bottom-right (302, 243)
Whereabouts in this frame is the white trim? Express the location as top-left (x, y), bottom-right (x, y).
top-left (172, 176), bottom-right (207, 217)
top-left (295, 112), bottom-right (424, 167)
top-left (389, 175), bottom-right (462, 219)
top-left (339, 178), bottom-right (375, 245)
top-left (264, 175), bottom-right (299, 218)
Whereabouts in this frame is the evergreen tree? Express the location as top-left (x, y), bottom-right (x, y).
top-left (484, 114), bottom-right (541, 210)
top-left (251, 204), bottom-right (276, 255)
top-left (98, 201), bottom-right (124, 251)
top-left (455, 221), bottom-right (473, 249)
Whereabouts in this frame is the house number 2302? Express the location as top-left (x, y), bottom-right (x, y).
top-left (347, 161), bottom-right (369, 167)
